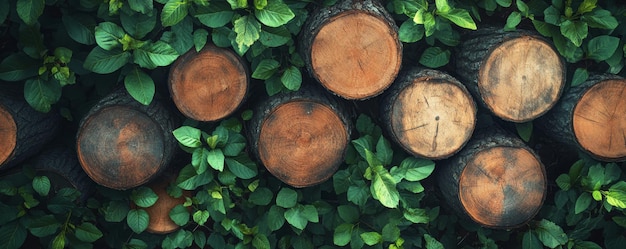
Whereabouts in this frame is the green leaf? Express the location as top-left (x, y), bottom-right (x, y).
top-left (535, 219), bottom-right (568, 248)
top-left (267, 205), bottom-right (285, 231)
top-left (606, 181), bottom-right (626, 209)
top-left (403, 208), bottom-right (429, 224)
top-left (276, 188), bottom-right (297, 208)
top-left (419, 47), bottom-right (450, 68)
top-left (435, 0), bottom-right (450, 13)
top-left (233, 15), bottom-right (261, 51)
top-left (177, 164), bottom-right (212, 190)
top-left (252, 233), bottom-right (270, 249)
top-left (424, 234), bottom-right (444, 249)
top-left (516, 121), bottom-right (533, 142)
top-left (252, 59), bottom-right (280, 79)
top-left (584, 9), bottom-right (618, 30)
top-left (193, 230), bottom-right (207, 248)
top-left (382, 223), bottom-right (400, 242)
top-left (505, 11), bottom-right (522, 31)
top-left (131, 186), bottom-right (159, 208)
top-left (592, 190), bottom-right (602, 201)
top-left (0, 53), bottom-right (39, 81)
top-left (370, 165), bottom-right (399, 208)
top-left (438, 8), bottom-right (477, 30)
top-left (400, 157), bottom-right (435, 182)
top-left (576, 0), bottom-right (596, 15)
top-left (0, 221), bottom-right (26, 249)
top-left (95, 22), bottom-right (126, 51)
top-left (133, 41), bottom-right (179, 69)
top-left (337, 205), bottom-right (359, 223)
top-left (249, 187), bottom-right (273, 206)
top-left (74, 223), bottom-right (103, 243)
top-left (522, 231), bottom-right (542, 249)
top-left (32, 175), bottom-right (50, 196)
top-left (280, 66), bottom-right (301, 91)
top-left (543, 6), bottom-right (560, 25)
top-left (128, 0), bottom-right (153, 14)
top-left (255, 0), bottom-right (295, 27)
top-left (347, 183), bottom-right (369, 207)
top-left (560, 20), bottom-right (587, 47)
top-left (195, 2), bottom-right (234, 28)
top-left (173, 126), bottom-right (202, 148)
top-left (191, 148), bottom-right (210, 174)
top-left (575, 192), bottom-right (592, 214)
top-left (223, 134), bottom-right (246, 156)
top-left (586, 35), bottom-right (619, 61)
top-left (62, 14), bottom-right (96, 45)
top-left (124, 67), bottom-right (155, 105)
top-left (612, 216), bottom-right (626, 228)
top-left (360, 232), bottom-right (382, 246)
top-left (127, 209), bottom-right (150, 234)
top-left (398, 20), bottom-right (424, 43)
top-left (161, 0), bottom-right (189, 27)
top-left (259, 26), bottom-right (291, 47)
top-left (24, 77), bottom-right (62, 113)
top-left (16, 0), bottom-right (44, 25)
top-left (284, 206), bottom-right (308, 230)
top-left (225, 157), bottom-right (257, 179)
top-left (51, 232), bottom-right (65, 249)
top-left (193, 29), bottom-right (209, 52)
top-left (571, 68), bottom-right (588, 87)
top-left (27, 215), bottom-right (59, 237)
top-left (226, 0), bottom-right (248, 9)
top-left (333, 223), bottom-right (353, 246)
top-left (83, 47), bottom-right (131, 74)
top-left (169, 204), bottom-right (190, 226)
top-left (121, 11), bottom-right (157, 39)
top-left (104, 200), bottom-right (130, 222)
top-left (555, 174), bottom-right (571, 190)
top-left (207, 149), bottom-right (225, 171)
top-left (375, 136), bottom-right (393, 165)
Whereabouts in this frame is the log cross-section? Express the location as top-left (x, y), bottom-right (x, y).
top-left (300, 0), bottom-right (402, 100)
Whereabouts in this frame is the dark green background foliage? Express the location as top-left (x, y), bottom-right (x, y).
top-left (1, 0), bottom-right (626, 248)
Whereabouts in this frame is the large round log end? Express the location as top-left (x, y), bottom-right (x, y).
top-left (258, 101), bottom-right (348, 187)
top-left (0, 104), bottom-right (17, 165)
top-left (77, 106), bottom-right (165, 190)
top-left (573, 79), bottom-right (626, 161)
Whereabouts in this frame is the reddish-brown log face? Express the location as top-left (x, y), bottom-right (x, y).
top-left (390, 79), bottom-right (476, 159)
top-left (0, 104), bottom-right (16, 166)
top-left (311, 11), bottom-right (401, 99)
top-left (258, 101), bottom-right (348, 187)
top-left (459, 147), bottom-right (546, 228)
top-left (478, 36), bottom-right (564, 122)
top-left (144, 178), bottom-right (191, 234)
top-left (169, 46), bottom-right (248, 121)
top-left (77, 106), bottom-right (164, 189)
top-left (573, 80), bottom-right (626, 161)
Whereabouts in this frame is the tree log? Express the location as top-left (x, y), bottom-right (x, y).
top-left (300, 0), bottom-right (402, 100)
top-left (168, 44), bottom-right (249, 122)
top-left (76, 88), bottom-right (178, 190)
top-left (32, 146), bottom-right (95, 202)
top-left (436, 127), bottom-right (546, 229)
top-left (247, 84), bottom-right (352, 187)
top-left (0, 92), bottom-right (61, 170)
top-left (380, 67), bottom-right (476, 159)
top-left (536, 74), bottom-right (626, 162)
top-left (455, 28), bottom-right (565, 122)
top-left (142, 173), bottom-right (191, 234)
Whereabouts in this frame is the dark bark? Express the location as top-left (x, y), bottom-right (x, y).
top-left (32, 145), bottom-right (95, 202)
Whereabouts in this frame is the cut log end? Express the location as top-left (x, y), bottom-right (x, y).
top-left (573, 79), bottom-right (626, 161)
top-left (478, 36), bottom-right (564, 122)
top-left (390, 78), bottom-right (476, 159)
top-left (258, 100), bottom-right (348, 187)
top-left (77, 106), bottom-right (165, 190)
top-left (144, 178), bottom-right (190, 234)
top-left (311, 11), bottom-right (401, 99)
top-left (459, 147), bottom-right (546, 228)
top-left (169, 46), bottom-right (249, 122)
top-left (0, 104), bottom-right (17, 165)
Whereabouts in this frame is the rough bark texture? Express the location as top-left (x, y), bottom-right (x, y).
top-left (32, 146), bottom-right (95, 202)
top-left (380, 67), bottom-right (476, 159)
top-left (168, 44), bottom-right (249, 122)
top-left (436, 127), bottom-right (546, 229)
top-left (455, 27), bottom-right (565, 122)
top-left (0, 92), bottom-right (61, 170)
top-left (300, 0), bottom-right (402, 100)
top-left (536, 74), bottom-right (626, 162)
top-left (247, 83), bottom-right (353, 187)
top-left (76, 87), bottom-right (178, 190)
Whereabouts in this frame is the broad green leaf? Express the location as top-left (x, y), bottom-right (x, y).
top-left (555, 174), bottom-right (571, 190)
top-left (560, 20), bottom-right (587, 47)
top-left (16, 0), bottom-right (44, 25)
top-left (504, 11), bottom-right (522, 31)
top-left (434, 0), bottom-right (450, 13)
top-left (360, 232), bottom-right (382, 246)
top-left (606, 181), bottom-right (626, 209)
top-left (337, 205), bottom-right (359, 223)
top-left (26, 215), bottom-right (59, 237)
top-left (571, 68), bottom-right (588, 87)
top-left (400, 157), bottom-right (435, 181)
top-left (612, 216), bottom-right (626, 228)
top-left (576, 0), bottom-right (596, 15)
top-left (543, 6), bottom-right (561, 25)
top-left (0, 221), bottom-right (26, 249)
top-left (0, 53), bottom-right (39, 81)
top-left (249, 187), bottom-right (273, 206)
top-left (575, 192), bottom-right (592, 214)
top-left (62, 14), bottom-right (96, 45)
top-left (423, 12), bottom-right (436, 36)
top-left (193, 29), bottom-right (209, 52)
top-left (419, 47), bottom-right (450, 68)
top-left (522, 231), bottom-right (542, 249)
top-left (265, 76), bottom-right (283, 96)
top-left (438, 9), bottom-right (477, 30)
top-left (276, 188), bottom-right (297, 208)
top-left (225, 157), bottom-right (257, 179)
top-left (233, 15), bottom-right (261, 51)
top-left (352, 136), bottom-right (374, 160)
top-left (403, 208), bottom-right (429, 224)
top-left (133, 41), bottom-right (179, 69)
top-left (192, 148), bottom-right (210, 174)
top-left (128, 0), bottom-right (153, 14)
top-left (24, 77), bottom-right (62, 113)
top-left (586, 35), bottom-right (619, 61)
top-left (167, 16), bottom-right (194, 55)
top-left (95, 22), bottom-right (126, 51)
top-left (284, 206), bottom-right (308, 230)
top-left (121, 11), bottom-right (157, 39)
top-left (334, 223), bottom-right (353, 246)
top-left (252, 233), bottom-right (270, 249)
top-left (51, 232), bottom-right (65, 249)
top-left (195, 2), bottom-right (234, 28)
top-left (255, 0), bottom-right (295, 27)
top-left (584, 9), bottom-right (618, 30)
top-left (267, 205), bottom-right (285, 231)
top-left (252, 59), bottom-right (280, 79)
top-left (574, 241), bottom-right (602, 249)
top-left (226, 0), bottom-right (248, 9)
top-left (32, 175), bottom-right (50, 196)
top-left (535, 219), bottom-right (568, 248)
top-left (223, 135), bottom-right (246, 156)
top-left (280, 66), bottom-right (301, 90)
top-left (124, 67), bottom-right (155, 105)
top-left (127, 209), bottom-right (150, 234)
top-left (207, 149), bottom-right (225, 171)
top-left (169, 204), bottom-right (190, 226)
top-left (74, 223), bottom-right (103, 243)
top-left (592, 190), bottom-right (602, 201)
top-left (254, 0), bottom-right (268, 9)
top-left (515, 121), bottom-right (533, 142)
top-left (104, 200), bottom-right (130, 222)
top-left (370, 165), bottom-right (399, 208)
top-left (516, 0), bottom-right (529, 14)
top-left (161, 0), bottom-right (189, 27)
top-left (413, 9), bottom-right (424, 24)
top-left (193, 230), bottom-right (207, 248)
top-left (382, 223), bottom-right (400, 242)
top-left (125, 238), bottom-right (148, 249)
top-left (83, 47), bottom-right (131, 74)
top-left (259, 26), bottom-right (291, 47)
top-left (497, 0), bottom-right (512, 7)
top-left (131, 186), bottom-right (158, 208)
top-left (398, 20), bottom-right (424, 43)
top-left (375, 136), bottom-right (393, 165)
top-left (172, 126), bottom-right (202, 148)
top-left (347, 183), bottom-right (369, 207)
top-left (424, 234), bottom-right (444, 249)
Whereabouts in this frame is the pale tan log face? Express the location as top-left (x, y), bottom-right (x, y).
top-left (311, 11), bottom-right (401, 99)
top-left (0, 104), bottom-right (17, 166)
top-left (573, 80), bottom-right (626, 160)
top-left (459, 147), bottom-right (546, 228)
top-left (478, 36), bottom-right (564, 122)
top-left (258, 101), bottom-right (348, 187)
top-left (144, 177), bottom-right (191, 234)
